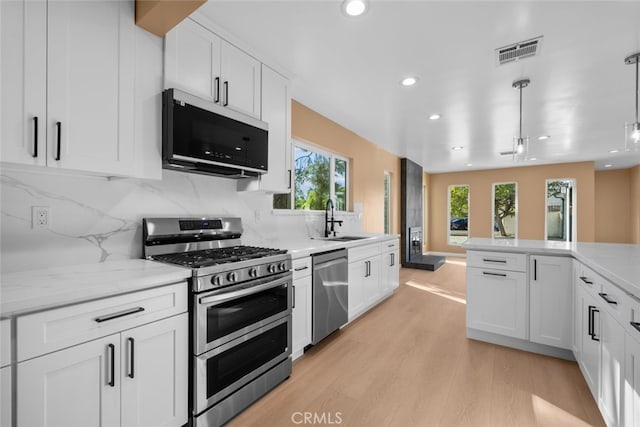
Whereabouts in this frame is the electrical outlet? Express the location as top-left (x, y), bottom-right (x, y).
top-left (32, 206), bottom-right (50, 229)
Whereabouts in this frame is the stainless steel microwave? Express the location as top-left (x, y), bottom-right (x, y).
top-left (162, 88), bottom-right (269, 178)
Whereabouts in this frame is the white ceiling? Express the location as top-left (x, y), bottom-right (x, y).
top-left (199, 1), bottom-right (640, 173)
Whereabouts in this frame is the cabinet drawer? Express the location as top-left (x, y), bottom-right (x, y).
top-left (597, 277), bottom-right (630, 326)
top-left (380, 239), bottom-right (399, 252)
top-left (348, 243), bottom-right (380, 262)
top-left (17, 282), bottom-right (187, 362)
top-left (626, 292), bottom-right (640, 338)
top-left (0, 319), bottom-right (10, 367)
top-left (467, 251), bottom-right (527, 272)
top-left (575, 264), bottom-right (599, 292)
top-left (292, 257), bottom-right (312, 280)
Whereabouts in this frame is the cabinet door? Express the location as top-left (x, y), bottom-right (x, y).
top-left (381, 249), bottom-right (399, 294)
top-left (624, 332), bottom-right (640, 427)
top-left (292, 274), bottom-right (312, 358)
top-left (466, 267), bottom-right (528, 339)
top-left (573, 260), bottom-right (582, 360)
top-left (47, 0), bottom-right (134, 175)
top-left (164, 18), bottom-right (221, 101)
top-left (600, 309), bottom-right (624, 427)
top-left (579, 286), bottom-right (601, 401)
top-left (255, 64), bottom-right (291, 193)
top-left (220, 40), bottom-right (261, 118)
top-left (17, 334), bottom-right (120, 427)
top-left (365, 256), bottom-right (382, 306)
top-left (529, 255), bottom-right (572, 349)
top-left (0, 366), bottom-right (10, 427)
top-left (121, 314), bottom-right (188, 427)
top-left (0, 0), bottom-right (46, 166)
top-left (348, 260), bottom-right (367, 321)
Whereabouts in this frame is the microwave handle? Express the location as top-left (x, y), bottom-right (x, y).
top-left (199, 277), bottom-right (289, 305)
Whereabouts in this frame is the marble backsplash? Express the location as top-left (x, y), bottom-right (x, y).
top-left (0, 168), bottom-right (361, 273)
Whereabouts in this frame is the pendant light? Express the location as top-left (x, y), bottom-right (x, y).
top-left (625, 52), bottom-right (640, 151)
top-left (512, 78), bottom-right (530, 160)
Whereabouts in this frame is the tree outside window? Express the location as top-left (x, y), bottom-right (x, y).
top-left (493, 182), bottom-right (517, 238)
top-left (448, 185), bottom-right (469, 245)
top-left (273, 142), bottom-right (349, 211)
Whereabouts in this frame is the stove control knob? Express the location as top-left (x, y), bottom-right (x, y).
top-left (227, 272), bottom-right (237, 282)
top-left (268, 264), bottom-right (277, 273)
top-left (278, 262), bottom-right (287, 271)
top-left (249, 267), bottom-right (258, 278)
top-left (211, 275), bottom-right (222, 286)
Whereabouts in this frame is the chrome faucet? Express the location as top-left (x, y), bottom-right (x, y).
top-left (324, 199), bottom-right (343, 237)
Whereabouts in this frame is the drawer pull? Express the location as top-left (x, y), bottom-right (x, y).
top-left (32, 116), bottom-right (38, 157)
top-left (588, 306), bottom-right (600, 341)
top-left (128, 337), bottom-right (135, 379)
top-left (598, 293), bottom-right (618, 305)
top-left (579, 276), bottom-right (593, 285)
top-left (387, 244), bottom-right (395, 248)
top-left (95, 306), bottom-right (145, 323)
top-left (631, 322), bottom-right (640, 334)
top-left (483, 258), bottom-right (507, 264)
top-left (482, 271), bottom-right (507, 277)
top-left (294, 266), bottom-right (309, 271)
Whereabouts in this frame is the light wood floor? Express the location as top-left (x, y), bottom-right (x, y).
top-left (229, 258), bottom-right (605, 426)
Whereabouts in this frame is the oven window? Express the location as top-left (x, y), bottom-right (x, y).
top-left (207, 322), bottom-right (287, 398)
top-left (207, 283), bottom-right (288, 343)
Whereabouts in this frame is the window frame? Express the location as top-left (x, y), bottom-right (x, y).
top-left (447, 184), bottom-right (470, 246)
top-left (276, 139), bottom-right (350, 212)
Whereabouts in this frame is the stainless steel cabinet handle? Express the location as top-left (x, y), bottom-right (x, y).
top-left (223, 81), bottom-right (229, 106)
top-left (32, 116), bottom-right (38, 157)
top-left (214, 77), bottom-right (220, 103)
top-left (294, 266), bottom-right (309, 271)
top-left (107, 343), bottom-right (115, 387)
top-left (483, 258), bottom-right (507, 263)
top-left (390, 253), bottom-right (395, 267)
top-left (128, 338), bottom-right (135, 378)
top-left (598, 293), bottom-right (618, 305)
top-left (55, 121), bottom-right (61, 161)
top-left (95, 306), bottom-right (145, 323)
top-left (482, 271), bottom-right (507, 277)
top-left (292, 285), bottom-right (296, 309)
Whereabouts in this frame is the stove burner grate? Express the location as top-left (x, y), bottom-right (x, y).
top-left (151, 246), bottom-right (287, 268)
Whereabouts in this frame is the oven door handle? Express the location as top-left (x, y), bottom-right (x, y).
top-left (199, 277), bottom-right (289, 305)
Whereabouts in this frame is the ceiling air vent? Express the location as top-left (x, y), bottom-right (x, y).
top-left (496, 36), bottom-right (543, 66)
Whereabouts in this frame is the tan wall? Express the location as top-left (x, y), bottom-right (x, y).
top-left (632, 165), bottom-right (640, 244)
top-left (595, 169), bottom-right (632, 243)
top-left (291, 101), bottom-right (401, 234)
top-left (426, 162), bottom-right (596, 253)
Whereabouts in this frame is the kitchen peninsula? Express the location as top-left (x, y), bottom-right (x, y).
top-left (463, 238), bottom-right (640, 427)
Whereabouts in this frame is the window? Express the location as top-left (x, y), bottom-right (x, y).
top-left (383, 172), bottom-right (391, 233)
top-left (493, 182), bottom-right (517, 239)
top-left (273, 141), bottom-right (349, 211)
top-left (448, 185), bottom-right (469, 245)
top-left (545, 179), bottom-right (576, 242)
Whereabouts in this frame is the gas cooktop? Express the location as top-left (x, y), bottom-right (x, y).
top-left (150, 246), bottom-right (288, 268)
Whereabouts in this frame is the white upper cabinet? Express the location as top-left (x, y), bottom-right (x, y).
top-left (164, 18), bottom-right (261, 119)
top-left (1, 0), bottom-right (136, 176)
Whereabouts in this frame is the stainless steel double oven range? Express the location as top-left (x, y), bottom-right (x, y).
top-left (143, 217), bottom-right (292, 427)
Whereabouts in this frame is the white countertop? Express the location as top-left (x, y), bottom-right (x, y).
top-left (0, 259), bottom-right (192, 317)
top-left (283, 233), bottom-right (399, 259)
top-left (463, 238), bottom-right (640, 297)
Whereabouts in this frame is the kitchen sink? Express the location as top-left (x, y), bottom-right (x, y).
top-left (326, 235), bottom-right (369, 241)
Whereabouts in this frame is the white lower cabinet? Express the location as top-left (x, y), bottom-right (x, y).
top-left (529, 255), bottom-right (572, 349)
top-left (625, 330), bottom-right (640, 427)
top-left (348, 243), bottom-right (381, 322)
top-left (600, 307), bottom-right (625, 427)
top-left (292, 256), bottom-right (312, 359)
top-left (466, 266), bottom-right (528, 339)
top-left (18, 313), bottom-right (187, 427)
top-left (1, 366), bottom-right (11, 427)
top-left (380, 240), bottom-right (399, 295)
top-left (577, 282), bottom-right (601, 400)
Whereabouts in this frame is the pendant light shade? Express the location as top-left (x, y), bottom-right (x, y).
top-left (512, 78), bottom-right (530, 160)
top-left (625, 52), bottom-right (640, 151)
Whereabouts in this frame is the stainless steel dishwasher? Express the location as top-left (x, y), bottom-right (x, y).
top-left (312, 248), bottom-right (348, 344)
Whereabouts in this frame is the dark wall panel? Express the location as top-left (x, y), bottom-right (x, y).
top-left (401, 158), bottom-right (423, 265)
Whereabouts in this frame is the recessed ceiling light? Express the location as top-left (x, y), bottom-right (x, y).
top-left (429, 114), bottom-right (441, 120)
top-left (451, 146), bottom-right (463, 151)
top-left (604, 163), bottom-right (613, 168)
top-left (609, 149), bottom-right (620, 154)
top-left (342, 0), bottom-right (367, 17)
top-left (529, 157), bottom-right (537, 161)
top-left (401, 77), bottom-right (417, 87)
top-left (466, 163), bottom-right (473, 167)
top-left (537, 135), bottom-right (550, 140)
